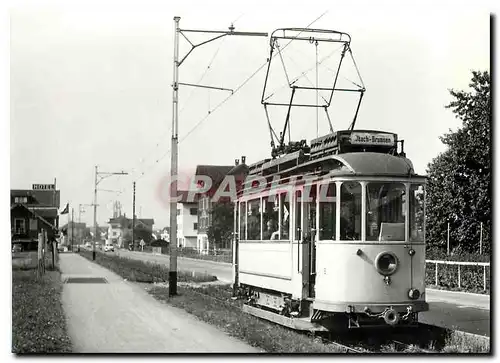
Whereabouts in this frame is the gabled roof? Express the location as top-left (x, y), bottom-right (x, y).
top-left (177, 190), bottom-right (199, 204)
top-left (194, 165), bottom-right (234, 196)
top-left (11, 189), bottom-right (60, 208)
top-left (11, 204), bottom-right (56, 230)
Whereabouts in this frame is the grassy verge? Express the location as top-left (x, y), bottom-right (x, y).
top-left (78, 250), bottom-right (217, 283)
top-left (147, 283), bottom-right (353, 353)
top-left (12, 255), bottom-right (72, 353)
top-left (441, 331), bottom-right (490, 353)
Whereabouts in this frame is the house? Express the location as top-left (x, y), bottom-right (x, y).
top-left (11, 187), bottom-right (60, 250)
top-left (176, 190), bottom-right (199, 249)
top-left (195, 164), bottom-right (235, 253)
top-left (107, 214), bottom-right (155, 248)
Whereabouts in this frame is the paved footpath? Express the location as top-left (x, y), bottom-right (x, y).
top-left (59, 253), bottom-right (262, 353)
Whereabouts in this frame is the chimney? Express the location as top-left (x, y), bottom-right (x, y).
top-left (241, 156), bottom-right (246, 164)
top-left (235, 159), bottom-right (240, 166)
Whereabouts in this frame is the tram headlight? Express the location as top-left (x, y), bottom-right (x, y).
top-left (408, 288), bottom-right (420, 300)
top-left (374, 251), bottom-right (398, 276)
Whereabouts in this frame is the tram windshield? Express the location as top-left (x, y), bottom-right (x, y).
top-left (366, 182), bottom-right (406, 241)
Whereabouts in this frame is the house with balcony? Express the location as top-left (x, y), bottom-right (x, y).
top-left (11, 187), bottom-right (60, 250)
top-left (194, 163), bottom-right (238, 253)
top-left (107, 214), bottom-right (155, 248)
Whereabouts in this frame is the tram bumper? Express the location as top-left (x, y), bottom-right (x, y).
top-left (314, 300), bottom-right (429, 314)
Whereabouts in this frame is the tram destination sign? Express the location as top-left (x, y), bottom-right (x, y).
top-left (349, 132), bottom-right (395, 146)
top-left (32, 184), bottom-right (55, 190)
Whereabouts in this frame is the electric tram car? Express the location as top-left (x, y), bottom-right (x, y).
top-left (231, 129), bottom-right (428, 330)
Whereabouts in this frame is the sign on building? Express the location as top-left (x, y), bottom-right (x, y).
top-left (32, 184), bottom-right (56, 190)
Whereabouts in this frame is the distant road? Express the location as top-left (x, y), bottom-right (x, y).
top-left (113, 249), bottom-right (490, 337)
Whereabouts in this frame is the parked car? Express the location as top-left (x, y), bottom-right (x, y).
top-left (104, 243), bottom-right (114, 252)
top-left (12, 244), bottom-right (22, 253)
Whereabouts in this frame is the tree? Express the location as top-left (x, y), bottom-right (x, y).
top-left (206, 202), bottom-right (234, 250)
top-left (426, 70), bottom-right (491, 254)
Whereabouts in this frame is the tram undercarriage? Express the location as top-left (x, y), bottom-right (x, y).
top-left (236, 285), bottom-right (419, 331)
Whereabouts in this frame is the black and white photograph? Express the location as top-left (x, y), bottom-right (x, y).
top-left (6, 0), bottom-right (492, 355)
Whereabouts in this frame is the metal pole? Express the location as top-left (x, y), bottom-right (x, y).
top-left (93, 165), bottom-right (98, 260)
top-left (483, 266), bottom-right (487, 291)
top-left (480, 222), bottom-right (483, 254)
top-left (447, 222), bottom-right (450, 255)
top-left (435, 263), bottom-right (438, 286)
top-left (71, 207), bottom-right (74, 252)
top-left (169, 16), bottom-right (180, 297)
top-left (132, 182), bottom-right (136, 251)
top-left (232, 201), bottom-right (239, 296)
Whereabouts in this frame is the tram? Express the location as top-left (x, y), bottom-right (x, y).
top-left (230, 28), bottom-right (428, 330)
top-left (231, 130), bottom-right (428, 330)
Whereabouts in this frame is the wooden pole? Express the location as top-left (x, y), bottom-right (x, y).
top-left (37, 232), bottom-right (42, 279)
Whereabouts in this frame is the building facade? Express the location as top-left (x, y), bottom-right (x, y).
top-left (11, 187), bottom-right (60, 249)
top-left (176, 191), bottom-right (199, 249)
top-left (194, 164), bottom-right (234, 253)
top-left (107, 214), bottom-right (154, 248)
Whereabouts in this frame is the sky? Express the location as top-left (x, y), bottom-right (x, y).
top-left (7, 0), bottom-right (492, 229)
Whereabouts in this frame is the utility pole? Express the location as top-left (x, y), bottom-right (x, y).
top-left (71, 207), bottom-right (75, 251)
top-left (132, 182), bottom-right (136, 251)
top-left (93, 165), bottom-right (128, 260)
top-left (168, 17), bottom-right (267, 297)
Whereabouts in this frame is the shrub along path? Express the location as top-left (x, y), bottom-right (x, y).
top-left (59, 253), bottom-right (262, 353)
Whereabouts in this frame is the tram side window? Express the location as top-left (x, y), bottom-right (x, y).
top-left (262, 196), bottom-right (279, 240)
top-left (319, 182), bottom-right (336, 240)
top-left (366, 182), bottom-right (406, 241)
top-left (279, 193), bottom-right (290, 240)
top-left (410, 184), bottom-right (425, 242)
top-left (247, 199), bottom-right (261, 240)
top-left (239, 201), bottom-right (246, 240)
top-left (340, 182), bottom-right (361, 240)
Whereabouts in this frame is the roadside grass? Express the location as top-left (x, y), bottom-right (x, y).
top-left (78, 250), bottom-right (217, 283)
top-left (441, 331), bottom-right (490, 353)
top-left (12, 255), bottom-right (72, 353)
top-left (147, 283), bottom-right (356, 353)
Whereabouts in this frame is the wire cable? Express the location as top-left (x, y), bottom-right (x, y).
top-left (115, 11), bottom-right (330, 192)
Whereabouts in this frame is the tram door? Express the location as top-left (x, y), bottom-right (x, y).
top-left (303, 189), bottom-right (317, 298)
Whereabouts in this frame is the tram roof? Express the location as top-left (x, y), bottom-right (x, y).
top-left (332, 152), bottom-right (418, 176)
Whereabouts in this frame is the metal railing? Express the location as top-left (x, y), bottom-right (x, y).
top-left (426, 259), bottom-right (490, 291)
